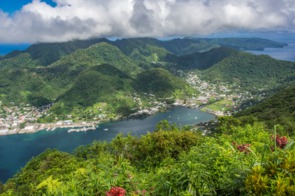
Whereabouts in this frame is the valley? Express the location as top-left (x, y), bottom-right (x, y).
top-left (0, 37), bottom-right (294, 135)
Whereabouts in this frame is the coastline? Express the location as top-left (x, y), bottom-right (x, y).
top-left (0, 101), bottom-right (219, 136)
top-left (0, 121), bottom-right (101, 136)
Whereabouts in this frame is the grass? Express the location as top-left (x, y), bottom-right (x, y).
top-left (203, 98), bottom-right (234, 111)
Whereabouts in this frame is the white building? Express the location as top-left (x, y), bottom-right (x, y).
top-left (0, 129), bottom-right (8, 134)
top-left (24, 125), bottom-right (35, 131)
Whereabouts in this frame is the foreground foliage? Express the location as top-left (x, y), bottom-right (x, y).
top-left (0, 119), bottom-right (294, 195)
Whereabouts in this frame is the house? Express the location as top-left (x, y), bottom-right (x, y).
top-left (64, 120), bottom-right (73, 125)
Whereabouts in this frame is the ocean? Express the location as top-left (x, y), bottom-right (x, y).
top-left (247, 41), bottom-right (295, 62)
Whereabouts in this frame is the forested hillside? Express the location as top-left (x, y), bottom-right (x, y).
top-left (1, 38), bottom-right (109, 66)
top-left (201, 52), bottom-right (295, 90)
top-left (135, 68), bottom-right (195, 98)
top-left (170, 47), bottom-right (237, 70)
top-left (236, 84), bottom-right (295, 133)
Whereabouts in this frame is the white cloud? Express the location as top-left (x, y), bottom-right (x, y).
top-left (0, 0), bottom-right (294, 43)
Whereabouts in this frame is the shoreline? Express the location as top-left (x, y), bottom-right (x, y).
top-left (0, 121), bottom-right (101, 136)
top-left (0, 103), bottom-right (218, 136)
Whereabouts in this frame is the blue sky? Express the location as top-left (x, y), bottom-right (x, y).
top-left (0, 0), bottom-right (56, 14)
top-left (0, 43), bottom-right (29, 55)
top-left (0, 0), bottom-right (32, 13)
top-left (0, 0), bottom-right (294, 49)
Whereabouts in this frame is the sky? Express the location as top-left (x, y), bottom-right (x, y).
top-left (0, 0), bottom-right (294, 44)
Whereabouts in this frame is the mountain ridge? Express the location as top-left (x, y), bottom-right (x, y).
top-left (0, 37), bottom-right (293, 120)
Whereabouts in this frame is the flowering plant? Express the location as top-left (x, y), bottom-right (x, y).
top-left (106, 187), bottom-right (126, 196)
top-left (232, 142), bottom-right (251, 153)
top-left (272, 134), bottom-right (288, 149)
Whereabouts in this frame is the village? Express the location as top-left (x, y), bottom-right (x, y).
top-left (184, 72), bottom-right (267, 116)
top-left (0, 72), bottom-right (267, 136)
top-left (0, 92), bottom-right (171, 135)
top-left (0, 102), bottom-right (100, 135)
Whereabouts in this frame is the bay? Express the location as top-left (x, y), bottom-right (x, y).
top-left (246, 42), bottom-right (295, 62)
top-left (0, 106), bottom-right (215, 182)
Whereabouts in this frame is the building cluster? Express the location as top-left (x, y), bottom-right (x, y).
top-left (0, 102), bottom-right (50, 135)
top-left (185, 72), bottom-right (266, 116)
top-left (0, 71), bottom-right (268, 135)
top-left (129, 93), bottom-right (168, 118)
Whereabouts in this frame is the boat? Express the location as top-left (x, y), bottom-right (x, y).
top-left (67, 129), bottom-right (76, 133)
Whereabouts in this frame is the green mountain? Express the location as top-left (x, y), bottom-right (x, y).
top-left (50, 42), bottom-right (142, 76)
top-left (58, 64), bottom-right (132, 106)
top-left (0, 53), bottom-right (39, 68)
top-left (0, 42), bottom-right (140, 106)
top-left (171, 47), bottom-right (237, 70)
top-left (0, 67), bottom-right (58, 104)
top-left (0, 37), bottom-right (286, 70)
top-left (1, 37), bottom-right (285, 64)
top-left (1, 38), bottom-right (108, 66)
top-left (236, 84), bottom-right (295, 133)
top-left (55, 64), bottom-right (136, 115)
top-left (0, 40), bottom-right (198, 118)
top-left (135, 68), bottom-right (195, 98)
top-left (201, 52), bottom-right (295, 90)
top-left (0, 37), bottom-right (293, 119)
top-left (52, 66), bottom-right (194, 117)
top-left (111, 38), bottom-right (172, 71)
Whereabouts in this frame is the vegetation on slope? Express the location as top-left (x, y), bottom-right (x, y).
top-left (2, 38), bottom-right (108, 66)
top-left (46, 65), bottom-right (195, 119)
top-left (135, 68), bottom-right (195, 99)
top-left (236, 84), bottom-right (295, 134)
top-left (1, 119), bottom-right (294, 195)
top-left (55, 64), bottom-right (136, 115)
top-left (111, 38), bottom-right (172, 70)
top-left (1, 37), bottom-right (285, 68)
top-left (50, 42), bottom-right (142, 76)
top-left (171, 46), bottom-right (237, 70)
top-left (114, 38), bottom-right (169, 59)
top-left (0, 42), bottom-right (144, 110)
top-left (0, 68), bottom-right (58, 104)
top-left (202, 52), bottom-right (295, 90)
top-left (0, 37), bottom-right (293, 121)
top-left (0, 53), bottom-right (39, 69)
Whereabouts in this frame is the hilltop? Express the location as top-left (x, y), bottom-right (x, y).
top-left (201, 52), bottom-right (295, 90)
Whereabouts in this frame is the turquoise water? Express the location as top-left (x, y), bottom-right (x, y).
top-left (0, 106), bottom-right (215, 182)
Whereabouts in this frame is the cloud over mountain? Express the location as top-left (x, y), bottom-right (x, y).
top-left (0, 0), bottom-right (294, 43)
